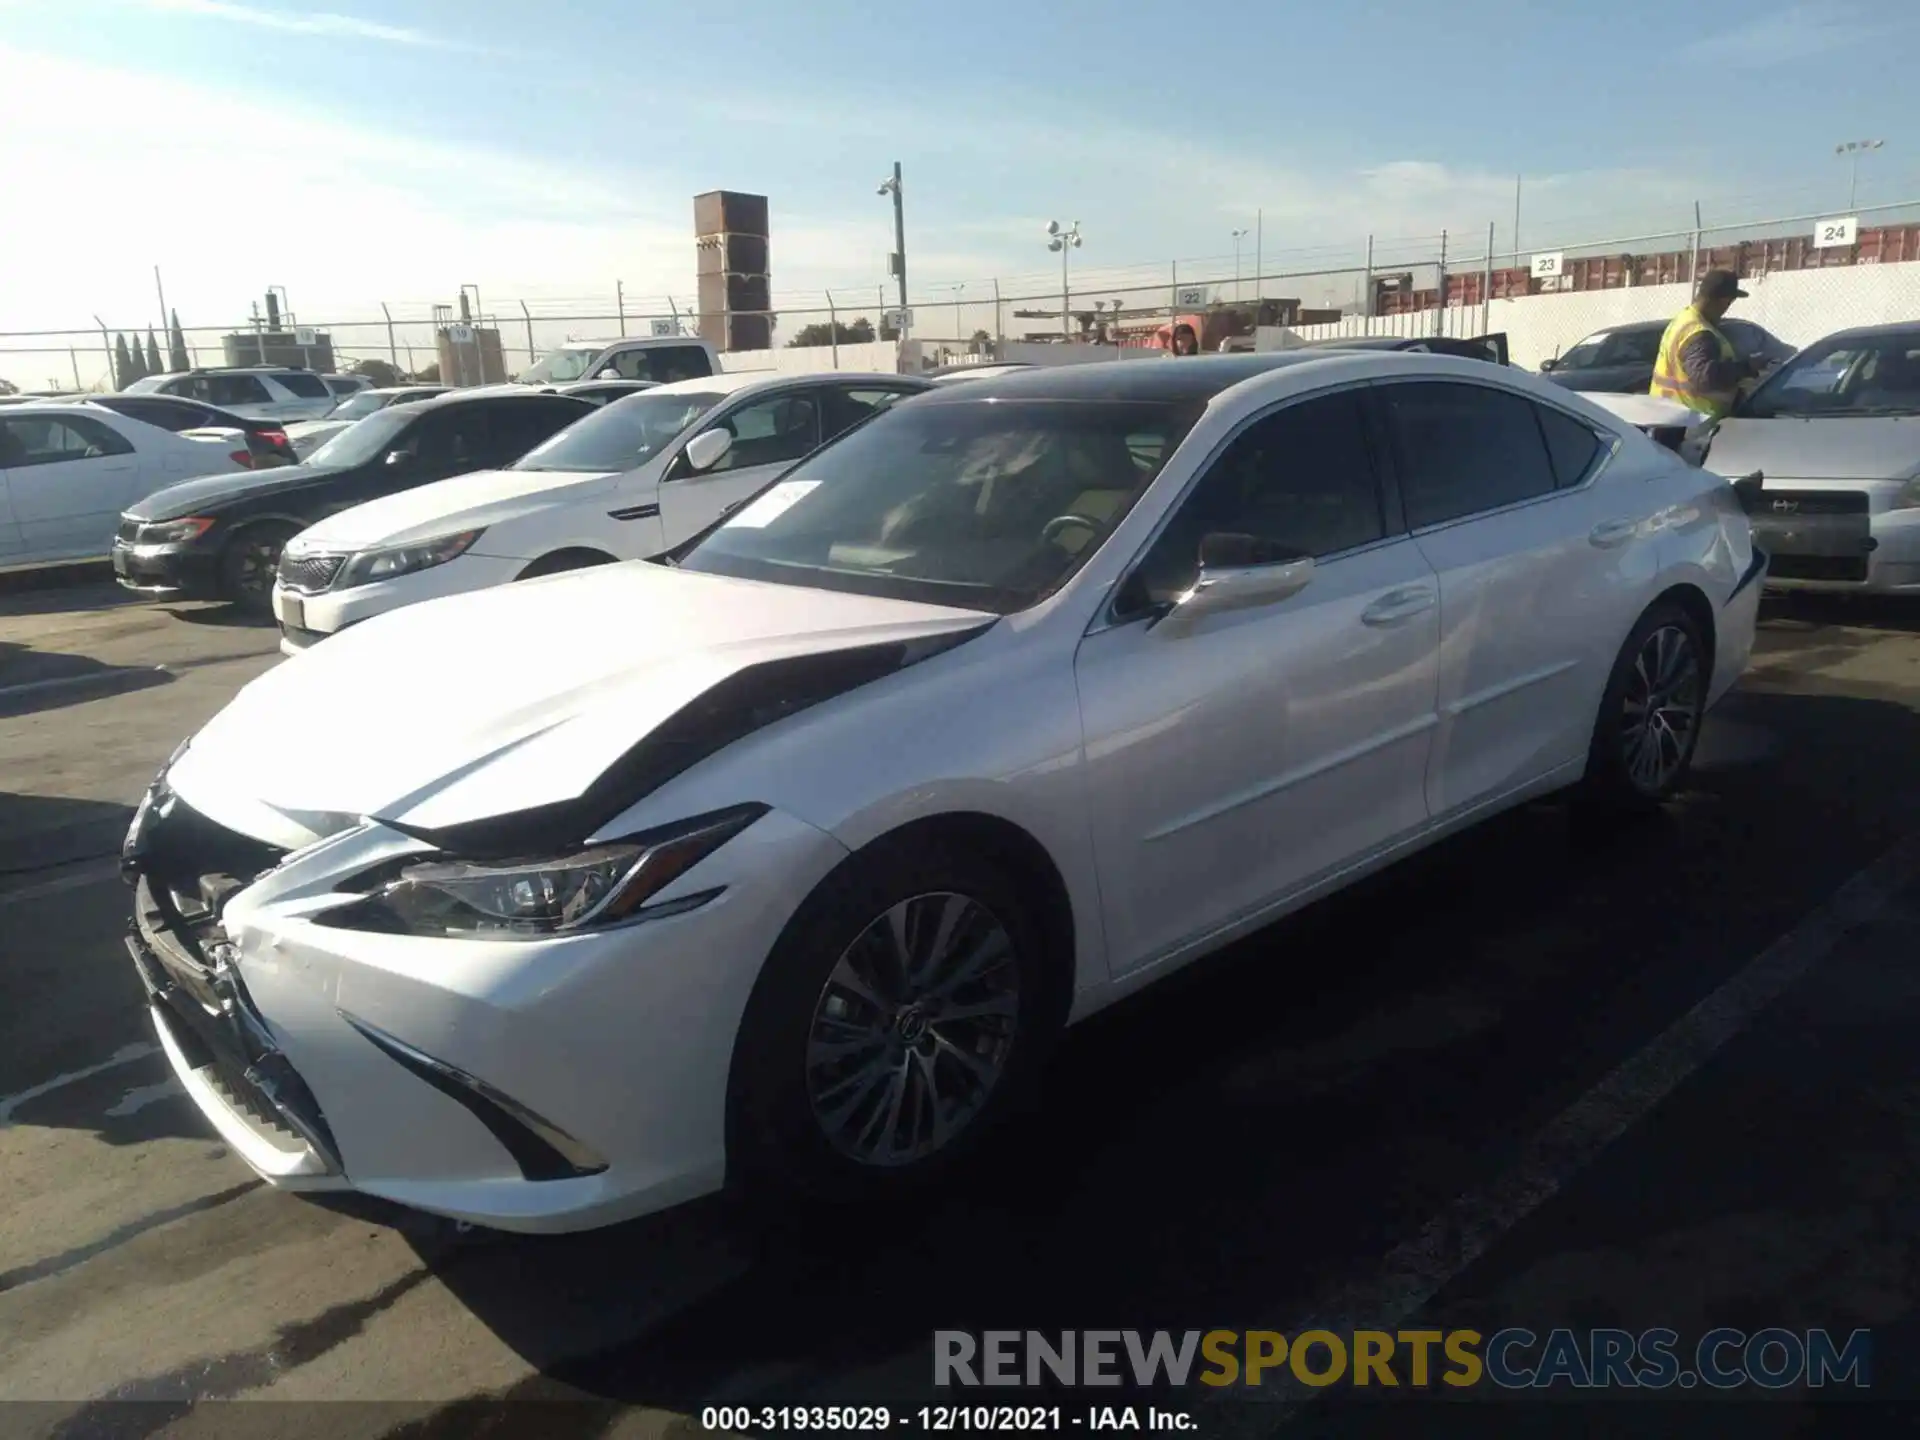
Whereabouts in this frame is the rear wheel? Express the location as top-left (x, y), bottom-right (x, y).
top-left (218, 523), bottom-right (296, 614)
top-left (727, 840), bottom-right (1056, 1210)
top-left (1579, 600), bottom-right (1709, 812)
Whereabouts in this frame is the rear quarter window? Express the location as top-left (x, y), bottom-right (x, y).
top-left (273, 372), bottom-right (332, 399)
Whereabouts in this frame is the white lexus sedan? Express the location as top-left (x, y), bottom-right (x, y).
top-left (270, 372), bottom-right (929, 654)
top-left (123, 352), bottom-right (1763, 1233)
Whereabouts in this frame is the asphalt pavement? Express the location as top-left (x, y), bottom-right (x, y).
top-left (3, 585), bottom-right (1920, 1438)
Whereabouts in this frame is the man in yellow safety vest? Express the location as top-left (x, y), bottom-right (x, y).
top-left (1649, 268), bottom-right (1762, 421)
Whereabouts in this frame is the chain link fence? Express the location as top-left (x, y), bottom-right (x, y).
top-left (8, 200), bottom-right (1920, 392)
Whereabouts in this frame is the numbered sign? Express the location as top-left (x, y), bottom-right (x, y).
top-left (650, 319), bottom-right (678, 337)
top-left (1813, 216), bottom-right (1858, 249)
top-left (1529, 252), bottom-right (1564, 280)
top-left (446, 324), bottom-right (474, 344)
top-left (293, 326), bottom-right (317, 346)
top-left (883, 309), bottom-right (913, 331)
top-left (1175, 286), bottom-right (1209, 308)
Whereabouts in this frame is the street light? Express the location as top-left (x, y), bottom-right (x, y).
top-left (877, 164), bottom-right (907, 326)
top-left (1230, 228), bottom-right (1249, 300)
top-left (1046, 220), bottom-right (1083, 340)
top-left (1835, 139), bottom-right (1884, 211)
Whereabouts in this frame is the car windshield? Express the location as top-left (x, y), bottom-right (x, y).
top-left (511, 389), bottom-right (721, 473)
top-left (519, 346), bottom-right (601, 384)
top-left (305, 408), bottom-right (416, 469)
top-left (325, 390), bottom-right (393, 421)
top-left (675, 398), bottom-right (1202, 615)
top-left (1741, 331), bottom-right (1920, 418)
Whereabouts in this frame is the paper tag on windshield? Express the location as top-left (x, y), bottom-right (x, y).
top-left (727, 479), bottom-right (820, 528)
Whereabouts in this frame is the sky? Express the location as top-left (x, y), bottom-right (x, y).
top-left (2, 0), bottom-right (1918, 386)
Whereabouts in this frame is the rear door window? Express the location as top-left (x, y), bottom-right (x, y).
top-left (1382, 381), bottom-right (1559, 529)
top-left (205, 374), bottom-right (273, 407)
top-left (822, 385), bottom-right (916, 440)
top-left (271, 371), bottom-right (332, 399)
top-left (407, 407), bottom-right (492, 476)
top-left (647, 346), bottom-right (713, 383)
top-left (485, 399), bottom-right (589, 464)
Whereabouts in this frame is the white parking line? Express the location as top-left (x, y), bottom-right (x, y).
top-left (1208, 827), bottom-right (1920, 1430)
top-left (0, 1042), bottom-right (159, 1126)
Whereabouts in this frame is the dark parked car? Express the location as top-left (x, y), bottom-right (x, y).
top-left (80, 392), bottom-right (300, 468)
top-left (1538, 317), bottom-right (1795, 394)
top-left (112, 389), bottom-right (594, 613)
top-left (1300, 332), bottom-right (1511, 365)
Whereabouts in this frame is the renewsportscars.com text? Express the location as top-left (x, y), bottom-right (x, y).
top-left (933, 1328), bottom-right (1871, 1390)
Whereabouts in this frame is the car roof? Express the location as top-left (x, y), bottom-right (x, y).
top-left (563, 336), bottom-right (712, 352)
top-left (409, 387), bottom-right (596, 414)
top-left (912, 351), bottom-right (1345, 404)
top-left (645, 369), bottom-right (926, 400)
top-left (1810, 321), bottom-right (1920, 344)
top-left (366, 385), bottom-right (443, 396)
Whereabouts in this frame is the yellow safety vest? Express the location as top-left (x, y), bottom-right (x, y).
top-left (1650, 305), bottom-right (1738, 420)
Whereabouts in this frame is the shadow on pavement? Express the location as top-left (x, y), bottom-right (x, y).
top-left (380, 685), bottom-right (1920, 1419)
top-left (0, 638), bottom-right (173, 719)
top-left (163, 604), bottom-right (275, 630)
top-left (0, 579), bottom-right (135, 619)
top-left (1761, 592), bottom-right (1920, 636)
top-left (0, 788), bottom-right (135, 876)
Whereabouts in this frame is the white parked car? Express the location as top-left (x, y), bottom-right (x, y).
top-left (124, 352), bottom-right (1761, 1233)
top-left (125, 367), bottom-right (341, 423)
top-left (0, 402), bottom-right (251, 567)
top-left (518, 335), bottom-right (721, 387)
top-left (270, 372), bottom-right (929, 652)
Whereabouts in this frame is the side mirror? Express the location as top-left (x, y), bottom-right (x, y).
top-left (596, 367), bottom-right (620, 379)
top-left (682, 428), bottom-right (733, 473)
top-left (1154, 535), bottom-right (1314, 636)
top-left (383, 449), bottom-right (410, 467)
top-left (1538, 356), bottom-right (1558, 373)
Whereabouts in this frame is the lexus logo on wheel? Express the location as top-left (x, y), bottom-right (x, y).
top-left (1772, 499), bottom-right (1800, 513)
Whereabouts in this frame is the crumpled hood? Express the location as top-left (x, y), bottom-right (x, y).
top-left (165, 561), bottom-right (992, 849)
top-left (125, 463), bottom-right (334, 520)
top-left (1706, 416), bottom-right (1920, 482)
top-left (292, 467), bottom-right (625, 552)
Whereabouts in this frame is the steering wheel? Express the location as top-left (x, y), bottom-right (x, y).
top-left (1041, 513), bottom-right (1103, 546)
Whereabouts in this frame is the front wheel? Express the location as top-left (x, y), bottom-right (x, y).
top-left (218, 524), bottom-right (296, 615)
top-left (727, 841), bottom-right (1056, 1209)
top-left (1579, 600), bottom-right (1709, 812)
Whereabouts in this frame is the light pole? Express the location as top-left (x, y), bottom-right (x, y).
top-left (951, 281), bottom-right (966, 344)
top-left (1230, 228), bottom-right (1249, 300)
top-left (877, 164), bottom-right (907, 327)
top-left (1836, 140), bottom-right (1884, 211)
top-left (1046, 220), bottom-right (1083, 340)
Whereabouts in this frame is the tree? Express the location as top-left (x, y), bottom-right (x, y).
top-left (350, 358), bottom-right (402, 387)
top-left (0, 378), bottom-right (17, 396)
top-left (969, 329), bottom-right (992, 354)
top-left (113, 334), bottom-right (136, 389)
top-left (411, 361), bottom-right (441, 383)
top-left (168, 310), bottom-right (190, 371)
top-left (145, 329), bottom-right (164, 375)
top-left (785, 318), bottom-right (878, 348)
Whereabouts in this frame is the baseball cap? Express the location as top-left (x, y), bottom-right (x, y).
top-left (1697, 268), bottom-right (1749, 301)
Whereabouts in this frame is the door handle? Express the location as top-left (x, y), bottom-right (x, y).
top-left (1361, 586), bottom-right (1436, 626)
top-left (1589, 518), bottom-right (1639, 548)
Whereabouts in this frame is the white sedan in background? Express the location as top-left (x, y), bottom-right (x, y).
top-left (270, 371), bottom-right (930, 653)
top-left (126, 351), bottom-right (1760, 1233)
top-left (0, 403), bottom-right (250, 568)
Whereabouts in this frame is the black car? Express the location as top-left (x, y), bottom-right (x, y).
top-left (1300, 332), bottom-right (1511, 365)
top-left (1538, 317), bottom-right (1795, 393)
top-left (84, 392), bottom-right (301, 468)
top-left (112, 389), bottom-right (594, 612)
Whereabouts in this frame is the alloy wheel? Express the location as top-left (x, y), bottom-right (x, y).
top-left (1620, 623), bottom-right (1702, 793)
top-left (804, 891), bottom-right (1021, 1168)
top-left (233, 536), bottom-right (284, 596)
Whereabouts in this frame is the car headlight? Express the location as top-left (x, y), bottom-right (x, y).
top-left (337, 529), bottom-right (485, 587)
top-left (318, 804), bottom-right (766, 939)
top-left (136, 517), bottom-right (215, 544)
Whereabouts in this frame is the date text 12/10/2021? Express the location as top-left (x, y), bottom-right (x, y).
top-left (699, 1407), bottom-right (1194, 1432)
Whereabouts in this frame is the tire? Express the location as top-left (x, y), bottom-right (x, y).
top-left (727, 838), bottom-right (1057, 1211)
top-left (516, 550), bottom-right (613, 581)
top-left (218, 523), bottom-right (297, 614)
top-left (1578, 599), bottom-right (1710, 813)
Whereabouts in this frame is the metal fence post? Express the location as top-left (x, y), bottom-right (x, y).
top-left (1482, 221), bottom-right (1494, 334)
top-left (1362, 235), bottom-right (1374, 324)
top-left (993, 277), bottom-right (1002, 349)
top-left (93, 317), bottom-right (111, 390)
top-left (1435, 230), bottom-right (1448, 337)
top-left (1169, 262), bottom-right (1178, 347)
top-left (381, 302), bottom-right (397, 367)
top-left (519, 300), bottom-right (535, 369)
top-left (826, 289), bottom-right (839, 369)
top-left (616, 281), bottom-right (626, 336)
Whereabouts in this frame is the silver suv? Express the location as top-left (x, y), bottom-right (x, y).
top-left (124, 367), bottom-right (341, 422)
